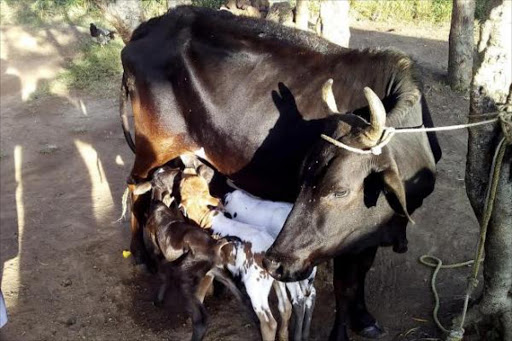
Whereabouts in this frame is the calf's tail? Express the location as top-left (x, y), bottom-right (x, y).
top-left (120, 73), bottom-right (136, 153)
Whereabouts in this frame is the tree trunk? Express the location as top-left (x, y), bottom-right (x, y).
top-left (464, 0), bottom-right (512, 338)
top-left (295, 0), bottom-right (309, 31)
top-left (318, 0), bottom-right (350, 47)
top-left (93, 0), bottom-right (144, 44)
top-left (448, 0), bottom-right (476, 91)
top-left (168, 0), bottom-right (192, 9)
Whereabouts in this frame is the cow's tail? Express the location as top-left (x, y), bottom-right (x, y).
top-left (120, 73), bottom-right (136, 153)
top-left (115, 186), bottom-right (131, 223)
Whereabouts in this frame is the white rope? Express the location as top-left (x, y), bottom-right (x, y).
top-left (393, 118), bottom-right (499, 134)
top-left (321, 117), bottom-right (501, 155)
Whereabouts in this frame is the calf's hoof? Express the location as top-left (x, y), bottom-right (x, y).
top-left (354, 322), bottom-right (386, 339)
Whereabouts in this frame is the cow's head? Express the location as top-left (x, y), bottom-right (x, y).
top-left (263, 80), bottom-right (413, 281)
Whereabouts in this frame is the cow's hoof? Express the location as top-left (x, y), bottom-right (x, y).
top-left (392, 243), bottom-right (408, 253)
top-left (355, 323), bottom-right (386, 339)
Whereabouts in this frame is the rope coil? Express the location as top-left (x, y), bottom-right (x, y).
top-left (418, 109), bottom-right (511, 341)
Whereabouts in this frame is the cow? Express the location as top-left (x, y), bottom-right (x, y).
top-left (119, 6), bottom-right (441, 340)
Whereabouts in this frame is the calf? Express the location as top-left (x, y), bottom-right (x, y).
top-left (224, 190), bottom-right (317, 340)
top-left (178, 165), bottom-right (317, 340)
top-left (133, 170), bottom-right (243, 341)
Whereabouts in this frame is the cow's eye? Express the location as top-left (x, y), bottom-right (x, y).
top-left (334, 189), bottom-right (350, 198)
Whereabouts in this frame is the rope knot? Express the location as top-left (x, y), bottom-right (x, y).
top-left (370, 146), bottom-right (382, 155)
top-left (465, 277), bottom-right (479, 296)
top-left (446, 328), bottom-right (464, 341)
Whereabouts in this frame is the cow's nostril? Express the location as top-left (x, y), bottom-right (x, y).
top-left (263, 257), bottom-right (283, 279)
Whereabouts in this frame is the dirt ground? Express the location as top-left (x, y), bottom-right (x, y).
top-left (0, 19), bottom-right (484, 341)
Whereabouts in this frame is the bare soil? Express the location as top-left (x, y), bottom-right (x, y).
top-left (1, 20), bottom-right (483, 341)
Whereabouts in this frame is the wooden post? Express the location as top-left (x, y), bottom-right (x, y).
top-left (168, 0), bottom-right (192, 9)
top-left (448, 0), bottom-right (476, 91)
top-left (295, 0), bottom-right (309, 31)
top-left (464, 0), bottom-right (511, 338)
top-left (319, 0), bottom-right (350, 47)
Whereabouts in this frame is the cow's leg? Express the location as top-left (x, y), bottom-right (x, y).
top-left (348, 247), bottom-right (383, 338)
top-left (128, 189), bottom-right (154, 268)
top-left (273, 281), bottom-right (292, 341)
top-left (329, 247), bottom-right (381, 341)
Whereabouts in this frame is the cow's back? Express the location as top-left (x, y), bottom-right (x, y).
top-left (121, 6), bottom-right (439, 201)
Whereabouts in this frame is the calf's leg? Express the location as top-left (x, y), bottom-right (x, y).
top-left (273, 282), bottom-right (292, 341)
top-left (187, 296), bottom-right (208, 341)
top-left (286, 282), bottom-right (306, 341)
top-left (196, 273), bottom-right (214, 303)
top-left (246, 277), bottom-right (277, 341)
top-left (302, 286), bottom-right (316, 340)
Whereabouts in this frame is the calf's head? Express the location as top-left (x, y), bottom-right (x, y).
top-left (132, 166), bottom-right (180, 205)
top-left (264, 80), bottom-right (413, 281)
top-left (178, 165), bottom-right (222, 228)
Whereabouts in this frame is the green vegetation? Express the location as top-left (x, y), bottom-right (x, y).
top-left (350, 0), bottom-right (452, 24)
top-left (350, 0), bottom-right (489, 23)
top-left (56, 40), bottom-right (124, 94)
top-left (1, 0), bottom-right (105, 27)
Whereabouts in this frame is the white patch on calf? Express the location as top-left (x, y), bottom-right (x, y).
top-left (223, 190), bottom-right (293, 238)
top-left (210, 214), bottom-right (274, 253)
top-left (193, 147), bottom-right (207, 159)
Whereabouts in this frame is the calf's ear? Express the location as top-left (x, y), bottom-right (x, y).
top-left (214, 238), bottom-right (230, 258)
top-left (162, 193), bottom-right (174, 207)
top-left (198, 164), bottom-right (215, 184)
top-left (180, 153), bottom-right (200, 169)
top-left (382, 160), bottom-right (415, 224)
top-left (132, 181), bottom-right (152, 195)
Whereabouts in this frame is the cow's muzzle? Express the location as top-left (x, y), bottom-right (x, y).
top-left (263, 251), bottom-right (313, 282)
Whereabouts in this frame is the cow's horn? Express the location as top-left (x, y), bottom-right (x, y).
top-left (322, 79), bottom-right (339, 113)
top-left (364, 87), bottom-right (386, 142)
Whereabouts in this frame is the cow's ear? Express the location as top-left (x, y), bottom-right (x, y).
top-left (381, 160), bottom-right (414, 224)
top-left (133, 181), bottom-right (152, 195)
top-left (198, 164), bottom-right (215, 184)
